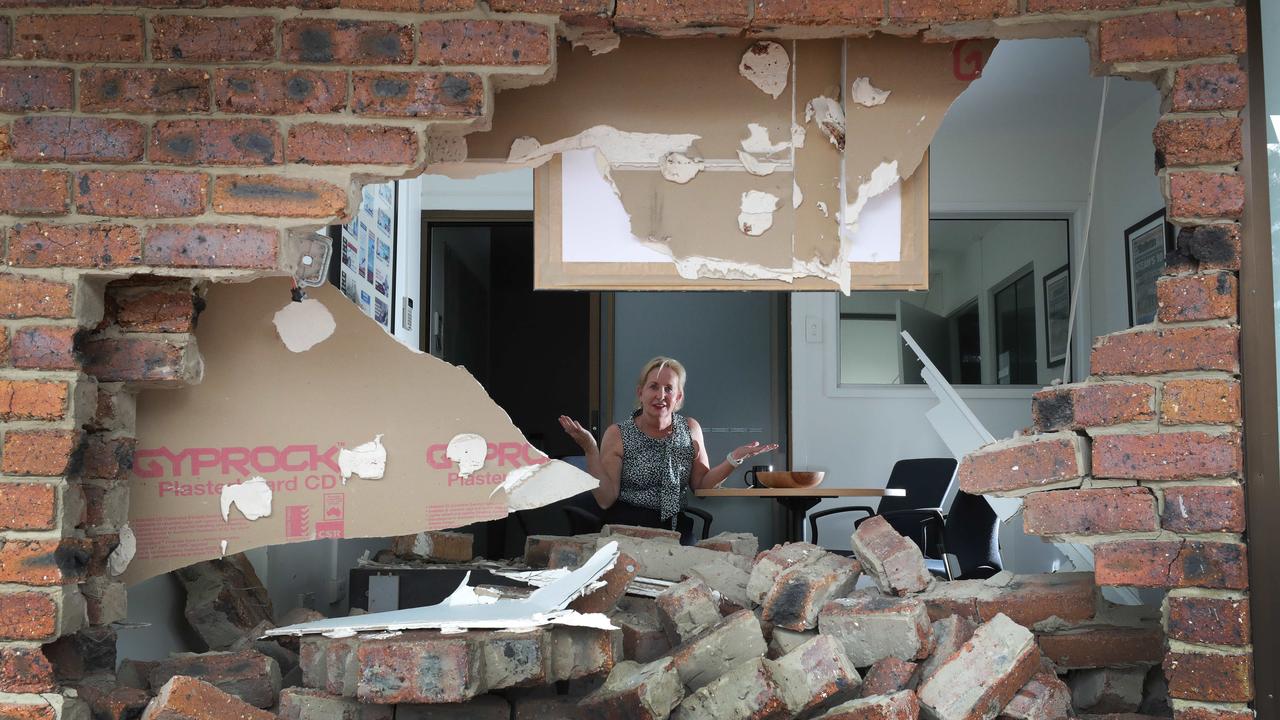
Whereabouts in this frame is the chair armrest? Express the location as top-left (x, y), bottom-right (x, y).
top-left (874, 508), bottom-right (944, 527)
top-left (808, 506), bottom-right (876, 545)
top-left (683, 507), bottom-right (714, 540)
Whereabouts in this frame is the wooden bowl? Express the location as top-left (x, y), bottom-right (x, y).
top-left (757, 471), bottom-right (825, 489)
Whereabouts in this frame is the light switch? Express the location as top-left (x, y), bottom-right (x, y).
top-left (805, 315), bottom-right (822, 343)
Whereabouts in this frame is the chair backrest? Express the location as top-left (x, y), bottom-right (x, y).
top-left (943, 491), bottom-right (1002, 579)
top-left (878, 458), bottom-right (957, 514)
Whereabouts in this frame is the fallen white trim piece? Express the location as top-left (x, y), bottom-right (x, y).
top-left (490, 459), bottom-right (599, 511)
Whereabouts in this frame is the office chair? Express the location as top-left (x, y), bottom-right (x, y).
top-left (808, 457), bottom-right (956, 556)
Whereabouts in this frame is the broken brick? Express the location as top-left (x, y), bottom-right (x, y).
top-left (148, 649), bottom-right (282, 709)
top-left (851, 516), bottom-right (933, 596)
top-left (859, 657), bottom-right (918, 697)
top-left (577, 657), bottom-right (683, 720)
top-left (818, 591), bottom-right (933, 667)
top-left (668, 609), bottom-right (767, 691)
top-left (656, 576), bottom-right (722, 645)
top-left (918, 614), bottom-right (1040, 720)
top-left (761, 550), bottom-right (861, 631)
top-left (817, 690), bottom-right (919, 720)
top-left (142, 675), bottom-right (276, 720)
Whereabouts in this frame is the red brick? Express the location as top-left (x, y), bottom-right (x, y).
top-left (1154, 117), bottom-right (1242, 168)
top-left (339, 0), bottom-right (421, 8)
top-left (0, 127), bottom-right (11, 160)
top-left (1098, 8), bottom-right (1247, 64)
top-left (1032, 382), bottom-right (1153, 432)
top-left (1095, 539), bottom-right (1247, 589)
top-left (82, 434), bottom-right (135, 480)
top-left (524, 535), bottom-right (595, 568)
top-left (75, 170), bottom-right (207, 218)
top-left (1157, 272), bottom-right (1236, 323)
top-left (213, 174), bottom-right (347, 218)
top-left (282, 19), bottom-right (413, 64)
top-left (486, 0), bottom-right (605, 14)
top-left (1, 429), bottom-right (79, 477)
top-left (0, 703), bottom-right (55, 720)
top-left (287, 123), bottom-right (418, 165)
top-left (111, 288), bottom-right (197, 333)
top-left (0, 592), bottom-right (58, 641)
top-left (151, 119), bottom-right (282, 166)
top-left (851, 515), bottom-right (932, 595)
top-left (572, 551), bottom-right (638, 615)
top-left (1161, 378), bottom-right (1240, 425)
top-left (214, 68), bottom-right (346, 115)
top-left (0, 538), bottom-right (90, 585)
top-left (11, 117), bottom-right (144, 164)
top-left (82, 336), bottom-right (196, 384)
top-left (418, 20), bottom-right (551, 66)
top-left (0, 277), bottom-right (74, 319)
top-left (1166, 594), bottom-right (1249, 646)
top-left (1170, 224), bottom-right (1241, 272)
top-left (0, 647), bottom-right (56, 694)
top-left (860, 657), bottom-right (917, 697)
top-left (143, 224), bottom-right (278, 269)
top-left (145, 676), bottom-right (276, 720)
top-left (1027, 0), bottom-right (1157, 10)
top-left (1169, 172), bottom-right (1245, 220)
top-left (151, 15), bottom-right (275, 62)
top-left (80, 68), bottom-right (210, 114)
top-left (751, 0), bottom-right (881, 27)
top-left (1023, 487), bottom-right (1157, 537)
top-left (7, 223), bottom-right (142, 269)
top-left (1091, 326), bottom-right (1239, 375)
top-left (0, 380), bottom-right (68, 422)
top-left (13, 15), bottom-right (142, 62)
top-left (149, 650), bottom-right (280, 708)
top-left (1161, 484), bottom-right (1244, 534)
top-left (0, 481), bottom-right (58, 529)
top-left (1174, 708), bottom-right (1254, 720)
top-left (1035, 626), bottom-right (1164, 669)
top-left (614, 0), bottom-right (751, 31)
top-left (1165, 651), bottom-right (1252, 703)
top-left (74, 681), bottom-right (148, 720)
top-left (957, 433), bottom-right (1086, 496)
top-left (10, 325), bottom-right (79, 370)
top-left (1171, 63), bottom-right (1247, 112)
top-left (0, 67), bottom-right (72, 112)
top-left (1093, 431), bottom-right (1240, 481)
top-left (976, 573), bottom-right (1096, 627)
top-left (356, 632), bottom-right (480, 703)
top-left (0, 327), bottom-right (9, 365)
top-left (0, 169), bottom-right (69, 215)
top-left (351, 71), bottom-right (484, 118)
top-left (887, 0), bottom-right (1016, 23)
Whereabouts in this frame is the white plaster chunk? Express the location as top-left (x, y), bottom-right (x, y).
top-left (816, 201), bottom-right (829, 217)
top-left (107, 524), bottom-right (136, 577)
top-left (675, 256), bottom-right (795, 283)
top-left (793, 181), bottom-right (803, 209)
top-left (738, 41), bottom-right (790, 98)
top-left (338, 434), bottom-right (387, 482)
top-left (850, 76), bottom-right (891, 107)
top-left (805, 96), bottom-right (846, 151)
top-left (508, 136), bottom-right (543, 162)
top-left (737, 150), bottom-right (778, 177)
top-left (220, 540), bottom-right (228, 557)
top-left (791, 123), bottom-right (806, 149)
top-left (272, 299), bottom-right (336, 353)
top-left (740, 123), bottom-right (790, 156)
top-left (446, 433), bottom-right (487, 478)
top-left (490, 459), bottom-right (599, 511)
top-left (738, 190), bottom-right (779, 236)
top-left (508, 126), bottom-right (700, 167)
top-left (220, 476), bottom-right (273, 522)
top-left (660, 152), bottom-right (705, 184)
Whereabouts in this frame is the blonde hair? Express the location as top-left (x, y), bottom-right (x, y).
top-left (634, 356), bottom-right (687, 411)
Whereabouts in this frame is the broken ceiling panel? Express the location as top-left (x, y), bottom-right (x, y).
top-left (123, 278), bottom-right (597, 585)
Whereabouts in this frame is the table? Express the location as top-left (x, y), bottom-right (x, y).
top-left (693, 487), bottom-right (906, 543)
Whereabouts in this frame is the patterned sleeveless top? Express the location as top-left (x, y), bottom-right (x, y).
top-left (617, 411), bottom-right (695, 526)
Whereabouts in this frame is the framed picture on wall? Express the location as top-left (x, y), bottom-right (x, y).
top-left (1043, 264), bottom-right (1070, 367)
top-left (1124, 210), bottom-right (1174, 326)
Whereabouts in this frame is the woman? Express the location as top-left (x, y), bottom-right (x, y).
top-left (558, 356), bottom-right (778, 543)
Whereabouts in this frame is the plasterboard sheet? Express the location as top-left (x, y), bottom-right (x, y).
top-left (560, 148), bottom-right (672, 263)
top-left (123, 278), bottom-right (596, 585)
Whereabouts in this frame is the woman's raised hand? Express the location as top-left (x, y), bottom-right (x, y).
top-left (729, 440), bottom-right (780, 465)
top-left (558, 415), bottom-right (599, 454)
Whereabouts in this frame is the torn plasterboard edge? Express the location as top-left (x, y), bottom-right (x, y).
top-left (738, 190), bottom-right (780, 236)
top-left (490, 459), bottom-right (598, 512)
top-left (266, 541), bottom-right (621, 637)
top-left (338, 435), bottom-right (387, 483)
top-left (561, 23), bottom-right (620, 56)
top-left (220, 476), bottom-right (273, 522)
top-left (446, 433), bottom-right (487, 478)
top-left (674, 256), bottom-right (795, 283)
top-left (739, 41), bottom-right (789, 98)
top-left (273, 298), bottom-right (336, 353)
top-left (793, 181), bottom-right (803, 209)
top-left (508, 126), bottom-right (701, 168)
top-left (740, 123), bottom-right (790, 156)
top-left (842, 160), bottom-right (899, 227)
top-left (805, 96), bottom-right (845, 151)
top-left (660, 152), bottom-right (704, 184)
top-left (107, 524), bottom-right (136, 577)
top-left (850, 77), bottom-right (891, 107)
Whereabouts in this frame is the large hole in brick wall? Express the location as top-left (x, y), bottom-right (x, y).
top-left (59, 34), bottom-right (1228, 720)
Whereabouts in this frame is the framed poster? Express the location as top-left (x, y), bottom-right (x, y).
top-left (1042, 264), bottom-right (1070, 367)
top-left (1124, 210), bottom-right (1174, 326)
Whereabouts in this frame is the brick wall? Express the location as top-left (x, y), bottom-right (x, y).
top-left (0, 0), bottom-right (1253, 717)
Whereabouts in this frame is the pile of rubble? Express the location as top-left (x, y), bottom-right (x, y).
top-left (98, 523), bottom-right (1166, 720)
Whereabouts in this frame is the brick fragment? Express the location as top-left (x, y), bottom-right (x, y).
top-left (975, 573), bottom-right (1097, 630)
top-left (1166, 594), bottom-right (1249, 646)
top-left (958, 433), bottom-right (1087, 497)
top-left (215, 68), bottom-right (347, 115)
top-left (355, 632), bottom-right (480, 704)
top-left (860, 657), bottom-right (917, 697)
top-left (1094, 539), bottom-right (1247, 589)
top-left (548, 625), bottom-right (622, 681)
top-left (1169, 172), bottom-right (1245, 220)
top-left (144, 224), bottom-right (278, 269)
top-left (282, 19), bottom-right (413, 64)
top-left (11, 117), bottom-right (144, 164)
top-left (1173, 709), bottom-right (1254, 720)
top-left (524, 535), bottom-right (595, 568)
top-left (1161, 484), bottom-right (1245, 533)
top-left (603, 524), bottom-right (681, 542)
top-left (0, 276), bottom-right (73, 318)
top-left (578, 657), bottom-right (683, 720)
top-left (149, 650), bottom-right (280, 708)
top-left (0, 701), bottom-right (55, 720)
top-left (486, 0), bottom-right (606, 14)
top-left (614, 0), bottom-right (749, 32)
top-left (389, 530), bottom-right (474, 561)
top-left (0, 481), bottom-right (59, 528)
top-left (610, 596), bottom-right (671, 663)
top-left (82, 434), bottom-right (135, 480)
top-left (1166, 651), bottom-right (1253, 703)
top-left (695, 531), bottom-right (757, 556)
top-left (1170, 224), bottom-right (1241, 272)
top-left (14, 15), bottom-right (142, 62)
top-left (656, 576), bottom-right (721, 645)
top-left (917, 614), bottom-right (975, 682)
top-left (1000, 671), bottom-right (1072, 720)
top-left (1032, 383), bottom-right (1154, 432)
top-left (1091, 327), bottom-right (1239, 375)
top-left (888, 0), bottom-right (1016, 23)
top-left (213, 174), bottom-right (346, 218)
top-left (0, 67), bottom-right (72, 112)
top-left (751, 0), bottom-right (882, 28)
top-left (1161, 378), bottom-right (1240, 425)
top-left (918, 614), bottom-right (1039, 720)
top-left (82, 336), bottom-right (198, 385)
top-left (851, 515), bottom-right (932, 595)
top-left (287, 123), bottom-right (418, 165)
top-left (820, 690), bottom-right (919, 720)
top-left (151, 119), bottom-right (282, 166)
top-left (80, 68), bottom-right (211, 113)
top-left (110, 287), bottom-right (198, 333)
top-left (143, 675), bottom-right (277, 720)
top-left (1093, 431), bottom-right (1240, 481)
top-left (602, 535), bottom-right (750, 583)
top-left (152, 15), bottom-right (276, 62)
top-left (1022, 487), bottom-right (1157, 537)
top-left (8, 223), bottom-right (142, 268)
top-left (571, 551), bottom-right (638, 614)
top-left (1153, 117), bottom-right (1242, 168)
top-left (748, 542), bottom-right (824, 603)
top-left (476, 629), bottom-right (549, 689)
top-left (0, 169), bottom-right (69, 215)
top-left (44, 625), bottom-right (117, 681)
top-left (0, 538), bottom-right (90, 585)
top-left (76, 170), bottom-right (207, 218)
top-left (761, 550), bottom-right (860, 631)
top-left (669, 609), bottom-right (766, 691)
top-left (418, 20), bottom-right (551, 66)
top-left (278, 687), bottom-right (393, 720)
top-left (73, 678), bottom-right (150, 720)
top-left (1036, 626), bottom-right (1164, 669)
top-left (1098, 8), bottom-right (1247, 64)
top-left (818, 591), bottom-right (933, 667)
top-left (1171, 63), bottom-right (1247, 112)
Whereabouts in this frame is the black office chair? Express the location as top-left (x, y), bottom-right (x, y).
top-left (808, 457), bottom-right (956, 556)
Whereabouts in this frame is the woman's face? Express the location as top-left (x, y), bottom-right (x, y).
top-left (638, 366), bottom-right (683, 423)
